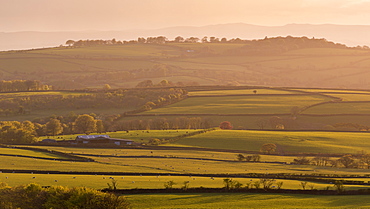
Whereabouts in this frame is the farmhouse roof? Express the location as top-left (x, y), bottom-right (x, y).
top-left (76, 135), bottom-right (110, 139)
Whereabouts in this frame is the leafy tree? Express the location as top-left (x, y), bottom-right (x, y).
top-left (236, 154), bottom-right (245, 161)
top-left (300, 181), bottom-right (308, 190)
top-left (223, 178), bottom-right (242, 190)
top-left (164, 180), bottom-right (176, 189)
top-left (65, 40), bottom-right (75, 46)
top-left (174, 36), bottom-right (184, 43)
top-left (293, 156), bottom-right (311, 165)
top-left (185, 37), bottom-right (199, 43)
top-left (136, 80), bottom-right (153, 88)
top-left (103, 84), bottom-right (111, 90)
top-left (182, 181), bottom-right (190, 190)
top-left (338, 154), bottom-right (355, 168)
top-left (333, 180), bottom-right (345, 193)
top-left (45, 119), bottom-right (63, 136)
top-left (0, 121), bottom-right (36, 144)
top-left (96, 120), bottom-right (105, 134)
top-left (260, 143), bottom-right (277, 154)
top-left (251, 154), bottom-right (261, 162)
top-left (260, 178), bottom-right (275, 190)
top-left (219, 121), bottom-right (232, 129)
top-left (74, 114), bottom-right (97, 134)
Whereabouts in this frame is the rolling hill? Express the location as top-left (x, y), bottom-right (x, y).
top-left (1, 36), bottom-right (370, 90)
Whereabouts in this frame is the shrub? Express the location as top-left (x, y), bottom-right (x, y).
top-left (219, 121), bottom-right (233, 129)
top-left (0, 183), bottom-right (130, 209)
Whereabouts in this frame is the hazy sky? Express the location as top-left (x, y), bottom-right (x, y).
top-left (2, 0), bottom-right (370, 32)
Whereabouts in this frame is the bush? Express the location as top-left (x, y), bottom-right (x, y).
top-left (0, 183), bottom-right (130, 209)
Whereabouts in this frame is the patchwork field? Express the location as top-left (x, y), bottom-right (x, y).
top-left (141, 94), bottom-right (330, 115)
top-left (171, 129), bottom-right (370, 154)
top-left (2, 43), bottom-right (370, 90)
top-left (126, 193), bottom-right (370, 209)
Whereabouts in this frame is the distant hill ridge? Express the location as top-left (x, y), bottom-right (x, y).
top-left (2, 23), bottom-right (370, 51)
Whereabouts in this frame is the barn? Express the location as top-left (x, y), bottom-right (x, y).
top-left (75, 135), bottom-right (133, 145)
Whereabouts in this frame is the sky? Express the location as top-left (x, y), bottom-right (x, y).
top-left (1, 0), bottom-right (370, 32)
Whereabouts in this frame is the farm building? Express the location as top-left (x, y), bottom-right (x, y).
top-left (75, 135), bottom-right (133, 145)
top-left (41, 138), bottom-right (57, 143)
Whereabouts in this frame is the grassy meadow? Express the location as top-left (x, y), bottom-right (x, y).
top-left (2, 43), bottom-right (370, 89)
top-left (126, 193), bottom-right (370, 209)
top-left (2, 173), bottom-right (370, 191)
top-left (171, 129), bottom-right (370, 154)
top-left (3, 43), bottom-right (370, 207)
top-left (142, 94), bottom-right (330, 115)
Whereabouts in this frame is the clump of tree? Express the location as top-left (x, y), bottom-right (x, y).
top-left (219, 121), bottom-right (232, 130)
top-left (164, 180), bottom-right (176, 189)
top-left (332, 123), bottom-right (370, 131)
top-left (111, 117), bottom-right (212, 132)
top-left (0, 80), bottom-right (49, 92)
top-left (0, 121), bottom-right (37, 144)
top-left (223, 178), bottom-right (243, 190)
top-left (260, 143), bottom-right (277, 154)
top-left (0, 183), bottom-right (130, 209)
top-left (236, 154), bottom-right (261, 162)
top-left (292, 156), bottom-right (311, 165)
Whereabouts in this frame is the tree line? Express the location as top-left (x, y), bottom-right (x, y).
top-left (0, 87), bottom-right (187, 117)
top-left (0, 80), bottom-right (50, 92)
top-left (66, 35), bottom-right (366, 51)
top-left (0, 113), bottom-right (213, 144)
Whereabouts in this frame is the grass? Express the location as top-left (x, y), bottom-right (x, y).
top-left (6, 145), bottom-right (370, 177)
top-left (0, 107), bottom-right (131, 122)
top-left (28, 146), bottom-right (297, 163)
top-left (320, 93), bottom-right (370, 102)
top-left (3, 44), bottom-right (370, 90)
top-left (0, 155), bottom-right (163, 173)
top-left (126, 193), bottom-right (370, 209)
top-left (302, 102), bottom-right (370, 114)
top-left (1, 173), bottom-right (369, 191)
top-left (37, 129), bottom-right (201, 143)
top-left (0, 148), bottom-right (67, 159)
top-left (187, 88), bottom-right (297, 96)
top-left (171, 129), bottom-right (370, 154)
top-left (142, 94), bottom-right (330, 115)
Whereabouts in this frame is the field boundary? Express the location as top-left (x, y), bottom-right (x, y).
top-left (102, 188), bottom-right (370, 195)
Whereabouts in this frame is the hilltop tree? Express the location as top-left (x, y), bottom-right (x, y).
top-left (65, 40), bottom-right (75, 46)
top-left (185, 37), bottom-right (199, 43)
top-left (174, 36), bottom-right (184, 43)
top-left (74, 114), bottom-right (96, 134)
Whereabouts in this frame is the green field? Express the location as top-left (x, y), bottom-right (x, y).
top-left (126, 193), bottom-right (370, 209)
top-left (2, 43), bottom-right (370, 89)
top-left (302, 102), bottom-right (370, 114)
top-left (142, 94), bottom-right (330, 115)
top-left (171, 129), bottom-right (370, 154)
top-left (1, 173), bottom-right (369, 191)
top-left (187, 88), bottom-right (298, 96)
top-left (0, 147), bottom-right (67, 159)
